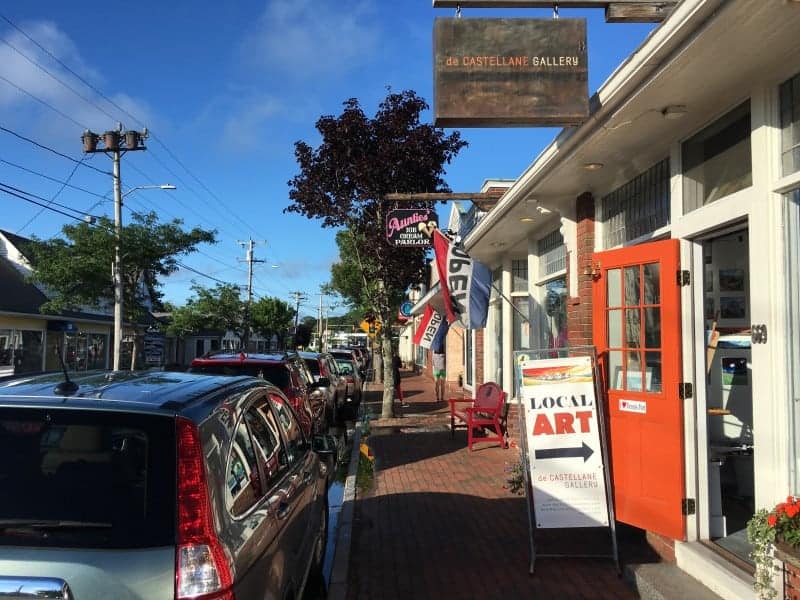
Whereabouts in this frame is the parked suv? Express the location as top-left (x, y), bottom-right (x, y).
top-left (0, 370), bottom-right (331, 600)
top-left (298, 351), bottom-right (346, 425)
top-left (189, 351), bottom-right (326, 435)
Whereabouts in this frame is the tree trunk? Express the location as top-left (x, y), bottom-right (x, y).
top-left (372, 336), bottom-right (383, 384)
top-left (130, 333), bottom-right (139, 371)
top-left (381, 334), bottom-right (394, 419)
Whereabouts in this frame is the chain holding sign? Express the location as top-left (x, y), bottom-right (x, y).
top-left (514, 347), bottom-right (618, 575)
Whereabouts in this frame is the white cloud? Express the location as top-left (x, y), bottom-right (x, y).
top-left (0, 21), bottom-right (156, 140)
top-left (241, 0), bottom-right (379, 81)
top-left (219, 93), bottom-right (285, 152)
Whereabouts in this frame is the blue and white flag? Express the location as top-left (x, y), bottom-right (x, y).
top-left (433, 229), bottom-right (491, 329)
top-left (413, 305), bottom-right (449, 350)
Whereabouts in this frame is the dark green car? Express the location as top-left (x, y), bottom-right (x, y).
top-left (0, 371), bottom-right (331, 600)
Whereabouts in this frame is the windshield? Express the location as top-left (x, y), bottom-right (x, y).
top-left (336, 360), bottom-right (355, 375)
top-left (0, 407), bottom-right (175, 549)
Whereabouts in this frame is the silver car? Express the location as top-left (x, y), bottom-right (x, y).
top-left (0, 371), bottom-right (331, 600)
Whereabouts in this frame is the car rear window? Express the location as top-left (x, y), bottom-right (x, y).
top-left (0, 407), bottom-right (175, 549)
top-left (191, 363), bottom-right (290, 389)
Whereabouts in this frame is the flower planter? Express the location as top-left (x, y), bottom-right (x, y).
top-left (774, 539), bottom-right (800, 570)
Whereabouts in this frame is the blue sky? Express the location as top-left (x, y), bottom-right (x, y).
top-left (0, 1), bottom-right (655, 320)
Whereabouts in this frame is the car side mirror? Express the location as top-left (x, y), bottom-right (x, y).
top-left (312, 434), bottom-right (337, 461)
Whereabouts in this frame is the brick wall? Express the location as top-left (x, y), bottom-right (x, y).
top-left (785, 561), bottom-right (800, 599)
top-left (506, 403), bottom-right (520, 445)
top-left (475, 329), bottom-right (485, 386)
top-left (568, 192), bottom-right (595, 348)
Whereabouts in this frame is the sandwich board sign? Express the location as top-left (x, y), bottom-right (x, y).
top-left (519, 355), bottom-right (609, 528)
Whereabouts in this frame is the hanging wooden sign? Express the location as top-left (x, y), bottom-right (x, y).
top-left (386, 208), bottom-right (439, 247)
top-left (434, 17), bottom-right (589, 127)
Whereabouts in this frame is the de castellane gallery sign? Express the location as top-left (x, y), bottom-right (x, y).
top-left (434, 17), bottom-right (589, 127)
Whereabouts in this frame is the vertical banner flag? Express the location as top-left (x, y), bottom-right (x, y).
top-left (520, 356), bottom-right (610, 528)
top-left (432, 229), bottom-right (491, 329)
top-left (413, 305), bottom-right (448, 350)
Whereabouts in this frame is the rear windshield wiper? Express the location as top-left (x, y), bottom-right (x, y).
top-left (0, 519), bottom-right (111, 530)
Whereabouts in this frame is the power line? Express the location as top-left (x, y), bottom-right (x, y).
top-left (0, 182), bottom-right (91, 223)
top-left (15, 157), bottom-right (86, 233)
top-left (0, 73), bottom-right (88, 130)
top-left (0, 34), bottom-right (118, 124)
top-left (0, 157), bottom-right (107, 199)
top-left (176, 261), bottom-right (235, 286)
top-left (0, 180), bottom-right (95, 219)
top-left (0, 13), bottom-right (264, 241)
top-left (0, 125), bottom-right (111, 175)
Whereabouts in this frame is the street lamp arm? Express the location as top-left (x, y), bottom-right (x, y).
top-left (122, 184), bottom-right (176, 198)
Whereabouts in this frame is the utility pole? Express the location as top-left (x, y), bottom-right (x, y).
top-left (82, 125), bottom-right (148, 371)
top-left (290, 291), bottom-right (307, 348)
top-left (317, 292), bottom-right (324, 351)
top-left (238, 238), bottom-right (265, 350)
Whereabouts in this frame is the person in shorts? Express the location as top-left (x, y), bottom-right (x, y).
top-left (432, 350), bottom-right (446, 403)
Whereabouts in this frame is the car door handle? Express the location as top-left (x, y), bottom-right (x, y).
top-left (275, 500), bottom-right (291, 520)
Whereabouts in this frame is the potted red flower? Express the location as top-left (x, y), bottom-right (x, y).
top-left (746, 495), bottom-right (800, 600)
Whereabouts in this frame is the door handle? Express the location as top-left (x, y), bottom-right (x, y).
top-left (275, 501), bottom-right (291, 520)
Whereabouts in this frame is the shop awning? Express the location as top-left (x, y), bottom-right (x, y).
top-left (410, 282), bottom-right (447, 317)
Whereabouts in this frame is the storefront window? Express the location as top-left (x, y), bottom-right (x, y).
top-left (512, 297), bottom-right (531, 351)
top-left (512, 259), bottom-right (528, 293)
top-left (64, 332), bottom-right (108, 371)
top-left (683, 102), bottom-right (752, 212)
top-left (538, 229), bottom-right (566, 276)
top-left (536, 277), bottom-right (568, 353)
top-left (601, 159), bottom-right (670, 247)
top-left (0, 329), bottom-right (12, 370)
top-left (0, 329), bottom-right (43, 374)
top-left (86, 334), bottom-right (106, 370)
top-left (780, 72), bottom-right (800, 177)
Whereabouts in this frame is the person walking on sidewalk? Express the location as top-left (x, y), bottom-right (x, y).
top-left (392, 353), bottom-right (407, 407)
top-left (432, 350), bottom-right (446, 403)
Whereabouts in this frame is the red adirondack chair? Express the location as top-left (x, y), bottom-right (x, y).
top-left (449, 382), bottom-right (508, 451)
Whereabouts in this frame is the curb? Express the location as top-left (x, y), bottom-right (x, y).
top-left (326, 421), bottom-right (362, 600)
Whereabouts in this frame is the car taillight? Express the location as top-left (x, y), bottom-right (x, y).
top-left (176, 417), bottom-right (234, 600)
top-left (345, 376), bottom-right (354, 384)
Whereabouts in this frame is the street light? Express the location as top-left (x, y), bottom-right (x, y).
top-left (123, 184), bottom-right (176, 197)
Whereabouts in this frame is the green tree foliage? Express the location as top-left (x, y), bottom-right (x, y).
top-left (167, 283), bottom-right (245, 340)
top-left (295, 322), bottom-right (313, 349)
top-left (250, 296), bottom-right (295, 348)
top-left (287, 90), bottom-right (465, 310)
top-left (286, 90), bottom-right (466, 416)
top-left (28, 212), bottom-right (216, 322)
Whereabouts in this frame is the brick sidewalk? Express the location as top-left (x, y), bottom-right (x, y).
top-left (345, 369), bottom-right (655, 599)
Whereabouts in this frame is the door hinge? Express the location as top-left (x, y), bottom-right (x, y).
top-left (682, 498), bottom-right (696, 515)
top-left (679, 382), bottom-right (693, 399)
top-left (677, 270), bottom-right (690, 286)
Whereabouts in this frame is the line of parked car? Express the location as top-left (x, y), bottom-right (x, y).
top-left (0, 345), bottom-right (370, 600)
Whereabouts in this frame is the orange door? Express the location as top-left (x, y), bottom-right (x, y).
top-left (592, 239), bottom-right (685, 540)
